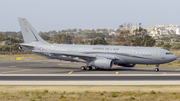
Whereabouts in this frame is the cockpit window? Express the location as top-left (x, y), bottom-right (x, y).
top-left (166, 52), bottom-right (173, 55)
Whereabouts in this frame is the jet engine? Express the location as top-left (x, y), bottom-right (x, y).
top-left (91, 59), bottom-right (114, 69)
top-left (19, 46), bottom-right (23, 50)
top-left (118, 64), bottom-right (136, 67)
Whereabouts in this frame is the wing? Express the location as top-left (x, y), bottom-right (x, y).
top-left (32, 50), bottom-right (117, 61)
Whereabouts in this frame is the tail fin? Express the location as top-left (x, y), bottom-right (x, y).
top-left (18, 18), bottom-right (49, 44)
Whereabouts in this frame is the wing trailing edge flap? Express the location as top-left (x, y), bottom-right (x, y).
top-left (32, 50), bottom-right (119, 60)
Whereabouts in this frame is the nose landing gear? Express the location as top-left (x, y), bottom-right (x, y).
top-left (155, 68), bottom-right (159, 72)
top-left (155, 64), bottom-right (159, 72)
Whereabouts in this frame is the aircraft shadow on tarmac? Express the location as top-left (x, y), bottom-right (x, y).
top-left (13, 65), bottom-right (179, 73)
top-left (32, 66), bottom-right (179, 73)
top-left (75, 68), bottom-right (178, 72)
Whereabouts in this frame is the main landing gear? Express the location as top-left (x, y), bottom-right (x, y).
top-left (154, 64), bottom-right (159, 72)
top-left (81, 62), bottom-right (93, 71)
top-left (80, 66), bottom-right (93, 71)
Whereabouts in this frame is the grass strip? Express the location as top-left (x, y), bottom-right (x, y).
top-left (0, 85), bottom-right (180, 101)
top-left (0, 54), bottom-right (46, 61)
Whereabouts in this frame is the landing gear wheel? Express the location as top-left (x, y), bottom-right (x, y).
top-left (155, 68), bottom-right (159, 72)
top-left (86, 67), bottom-right (89, 71)
top-left (155, 64), bottom-right (160, 72)
top-left (81, 66), bottom-right (86, 71)
top-left (89, 66), bottom-right (92, 70)
top-left (95, 67), bottom-right (100, 70)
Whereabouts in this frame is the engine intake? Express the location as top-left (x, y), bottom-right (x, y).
top-left (19, 46), bottom-right (23, 50)
top-left (91, 59), bottom-right (114, 69)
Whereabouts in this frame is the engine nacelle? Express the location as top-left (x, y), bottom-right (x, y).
top-left (19, 46), bottom-right (23, 50)
top-left (117, 64), bottom-right (136, 67)
top-left (91, 59), bottom-right (114, 69)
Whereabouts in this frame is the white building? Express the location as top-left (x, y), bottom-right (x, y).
top-left (160, 29), bottom-right (168, 35)
top-left (109, 32), bottom-right (119, 36)
top-left (176, 27), bottom-right (180, 35)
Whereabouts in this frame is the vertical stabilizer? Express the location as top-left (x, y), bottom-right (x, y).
top-left (18, 18), bottom-right (49, 44)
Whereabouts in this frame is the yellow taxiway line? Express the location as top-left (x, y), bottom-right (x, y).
top-left (1, 69), bottom-right (31, 74)
top-left (68, 71), bottom-right (73, 74)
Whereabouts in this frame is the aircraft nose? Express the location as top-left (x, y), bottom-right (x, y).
top-left (173, 55), bottom-right (177, 61)
top-left (166, 55), bottom-right (177, 63)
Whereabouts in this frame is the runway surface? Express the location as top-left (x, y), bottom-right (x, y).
top-left (0, 75), bottom-right (180, 81)
top-left (0, 59), bottom-right (180, 74)
top-left (0, 60), bottom-right (180, 85)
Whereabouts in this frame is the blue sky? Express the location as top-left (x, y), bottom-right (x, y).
top-left (0, 0), bottom-right (180, 32)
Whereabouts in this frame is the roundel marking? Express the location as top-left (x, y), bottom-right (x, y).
top-left (40, 47), bottom-right (43, 51)
top-left (24, 22), bottom-right (27, 25)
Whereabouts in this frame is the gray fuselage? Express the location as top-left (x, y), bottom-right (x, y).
top-left (21, 42), bottom-right (177, 65)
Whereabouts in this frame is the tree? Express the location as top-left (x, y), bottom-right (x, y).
top-left (115, 23), bottom-right (156, 47)
top-left (0, 33), bottom-right (5, 42)
top-left (133, 27), bottom-right (147, 46)
top-left (39, 33), bottom-right (50, 41)
top-left (73, 37), bottom-right (84, 44)
top-left (90, 37), bottom-right (108, 45)
top-left (115, 29), bottom-right (121, 33)
top-left (5, 37), bottom-right (23, 44)
top-left (162, 43), bottom-right (171, 50)
top-left (17, 32), bottom-right (23, 39)
top-left (133, 37), bottom-right (142, 46)
top-left (145, 37), bottom-right (156, 47)
top-left (171, 44), bottom-right (180, 50)
top-left (66, 29), bottom-right (72, 32)
top-left (160, 41), bottom-right (164, 45)
top-left (119, 24), bottom-right (124, 29)
top-left (53, 33), bottom-right (73, 44)
top-left (72, 28), bottom-right (77, 32)
top-left (2, 45), bottom-right (10, 51)
top-left (115, 23), bottom-right (134, 46)
top-left (88, 33), bottom-right (106, 39)
top-left (78, 29), bottom-right (82, 32)
top-left (4, 32), bottom-right (17, 38)
top-left (115, 29), bottom-right (132, 46)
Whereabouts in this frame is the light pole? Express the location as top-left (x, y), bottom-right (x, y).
top-left (10, 36), bottom-right (12, 55)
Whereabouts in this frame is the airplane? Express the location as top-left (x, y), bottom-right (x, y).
top-left (18, 18), bottom-right (177, 72)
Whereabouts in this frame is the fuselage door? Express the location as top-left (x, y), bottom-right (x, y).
top-left (45, 46), bottom-right (50, 51)
top-left (45, 46), bottom-right (47, 51)
top-left (129, 49), bottom-right (134, 56)
top-left (155, 50), bottom-right (160, 57)
top-left (47, 46), bottom-right (49, 51)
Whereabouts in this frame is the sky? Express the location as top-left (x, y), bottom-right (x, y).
top-left (0, 0), bottom-right (180, 32)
